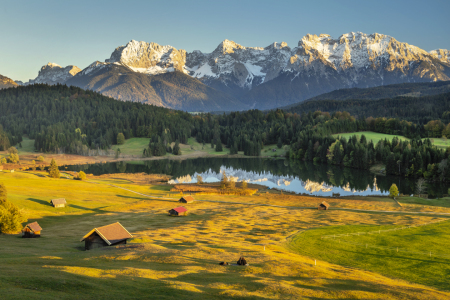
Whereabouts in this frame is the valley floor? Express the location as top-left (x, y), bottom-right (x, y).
top-left (1, 171), bottom-right (449, 299)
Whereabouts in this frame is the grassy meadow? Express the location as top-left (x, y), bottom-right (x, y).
top-left (333, 131), bottom-right (450, 150)
top-left (0, 170), bottom-right (449, 299)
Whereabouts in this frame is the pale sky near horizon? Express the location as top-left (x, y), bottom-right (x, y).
top-left (1, 0), bottom-right (449, 81)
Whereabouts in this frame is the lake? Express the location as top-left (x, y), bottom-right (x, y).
top-left (65, 157), bottom-right (449, 197)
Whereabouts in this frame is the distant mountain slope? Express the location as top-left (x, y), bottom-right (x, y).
top-left (284, 91), bottom-right (450, 123)
top-left (0, 75), bottom-right (18, 89)
top-left (280, 81), bottom-right (450, 109)
top-left (66, 62), bottom-right (244, 111)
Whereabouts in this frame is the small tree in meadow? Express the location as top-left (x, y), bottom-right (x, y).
top-left (48, 159), bottom-right (60, 178)
top-left (241, 180), bottom-right (248, 189)
top-left (196, 175), bottom-right (203, 185)
top-left (37, 156), bottom-right (45, 162)
top-left (173, 141), bottom-right (181, 155)
top-left (215, 140), bottom-right (223, 152)
top-left (220, 171), bottom-right (228, 189)
top-left (0, 184), bottom-right (26, 234)
top-left (0, 158), bottom-right (6, 164)
top-left (415, 178), bottom-right (427, 197)
top-left (389, 183), bottom-right (399, 198)
top-left (117, 133), bottom-right (125, 145)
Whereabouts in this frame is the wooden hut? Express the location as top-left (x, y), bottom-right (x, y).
top-left (22, 221), bottom-right (42, 238)
top-left (318, 201), bottom-right (330, 210)
top-left (179, 195), bottom-right (194, 203)
top-left (80, 222), bottom-right (133, 251)
top-left (51, 198), bottom-right (66, 208)
top-left (169, 206), bottom-right (187, 216)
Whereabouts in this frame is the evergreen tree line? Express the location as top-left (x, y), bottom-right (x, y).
top-left (290, 131), bottom-right (450, 181)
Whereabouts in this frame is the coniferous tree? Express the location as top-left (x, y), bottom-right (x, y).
top-left (0, 183), bottom-right (7, 203)
top-left (215, 140), bottom-right (223, 152)
top-left (48, 159), bottom-right (60, 178)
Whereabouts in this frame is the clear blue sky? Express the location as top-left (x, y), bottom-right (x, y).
top-left (1, 0), bottom-right (449, 81)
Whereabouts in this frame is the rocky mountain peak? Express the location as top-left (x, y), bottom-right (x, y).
top-left (27, 63), bottom-right (81, 85)
top-left (430, 49), bottom-right (450, 63)
top-left (0, 74), bottom-right (18, 89)
top-left (106, 40), bottom-right (187, 75)
top-left (213, 39), bottom-right (247, 54)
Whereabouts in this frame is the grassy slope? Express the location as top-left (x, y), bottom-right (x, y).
top-left (332, 131), bottom-right (410, 144)
top-left (288, 221), bottom-right (450, 290)
top-left (1, 171), bottom-right (449, 299)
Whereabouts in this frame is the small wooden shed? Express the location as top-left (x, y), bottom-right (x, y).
top-left (169, 206), bottom-right (187, 216)
top-left (318, 201), bottom-right (330, 210)
top-left (51, 198), bottom-right (66, 208)
top-left (179, 195), bottom-right (194, 203)
top-left (22, 221), bottom-right (42, 238)
top-left (80, 222), bottom-right (133, 251)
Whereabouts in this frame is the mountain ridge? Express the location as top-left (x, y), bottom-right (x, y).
top-left (20, 31), bottom-right (450, 111)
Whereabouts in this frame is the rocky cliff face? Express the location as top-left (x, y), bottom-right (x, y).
top-left (0, 75), bottom-right (18, 89)
top-left (27, 63), bottom-right (81, 85)
top-left (430, 49), bottom-right (450, 64)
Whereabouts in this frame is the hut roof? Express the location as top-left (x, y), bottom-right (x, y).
top-left (180, 196), bottom-right (194, 202)
top-left (172, 206), bottom-right (187, 213)
top-left (25, 222), bottom-right (42, 232)
top-left (320, 201), bottom-right (330, 208)
top-left (80, 222), bottom-right (133, 245)
top-left (51, 198), bottom-right (66, 205)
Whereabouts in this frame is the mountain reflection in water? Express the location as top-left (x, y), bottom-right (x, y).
top-left (65, 157), bottom-right (449, 197)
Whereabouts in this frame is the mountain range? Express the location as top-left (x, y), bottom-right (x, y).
top-left (12, 32), bottom-right (450, 111)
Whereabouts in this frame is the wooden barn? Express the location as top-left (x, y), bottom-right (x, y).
top-left (51, 198), bottom-right (66, 208)
top-left (169, 206), bottom-right (187, 216)
top-left (179, 195), bottom-right (194, 203)
top-left (80, 222), bottom-right (133, 251)
top-left (22, 222), bottom-right (42, 238)
top-left (318, 201), bottom-right (330, 210)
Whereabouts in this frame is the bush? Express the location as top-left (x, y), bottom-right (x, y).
top-left (241, 181), bottom-right (248, 189)
top-left (196, 175), bottom-right (203, 184)
top-left (0, 201), bottom-right (26, 234)
top-left (37, 156), bottom-right (45, 162)
top-left (7, 153), bottom-right (19, 164)
top-left (74, 171), bottom-right (87, 180)
top-left (0, 158), bottom-right (6, 164)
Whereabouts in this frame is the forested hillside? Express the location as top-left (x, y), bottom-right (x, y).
top-left (298, 81), bottom-right (450, 103)
top-left (285, 92), bottom-right (450, 124)
top-left (1, 84), bottom-right (450, 181)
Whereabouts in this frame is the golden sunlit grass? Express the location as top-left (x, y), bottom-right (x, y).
top-left (0, 170), bottom-right (449, 299)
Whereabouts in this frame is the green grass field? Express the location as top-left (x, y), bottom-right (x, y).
top-left (1, 171), bottom-right (449, 299)
top-left (111, 138), bottom-right (150, 156)
top-left (333, 131), bottom-right (450, 149)
top-left (333, 131), bottom-right (410, 144)
top-left (288, 220), bottom-right (450, 290)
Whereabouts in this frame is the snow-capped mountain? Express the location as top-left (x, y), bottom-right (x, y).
top-left (22, 32), bottom-right (450, 111)
top-left (26, 63), bottom-right (81, 85)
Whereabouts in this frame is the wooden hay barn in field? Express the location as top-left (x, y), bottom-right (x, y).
top-left (318, 201), bottom-right (330, 210)
top-left (179, 195), bottom-right (194, 203)
top-left (80, 222), bottom-right (133, 251)
top-left (169, 206), bottom-right (187, 216)
top-left (22, 222), bottom-right (42, 238)
top-left (51, 198), bottom-right (66, 208)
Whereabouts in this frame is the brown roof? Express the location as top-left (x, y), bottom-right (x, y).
top-left (180, 196), bottom-right (194, 202)
top-left (320, 201), bottom-right (330, 208)
top-left (80, 222), bottom-right (133, 245)
top-left (26, 221), bottom-right (42, 232)
top-left (171, 206), bottom-right (187, 213)
top-left (51, 198), bottom-right (66, 205)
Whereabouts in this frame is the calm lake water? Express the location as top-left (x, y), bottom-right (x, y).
top-left (65, 158), bottom-right (449, 197)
